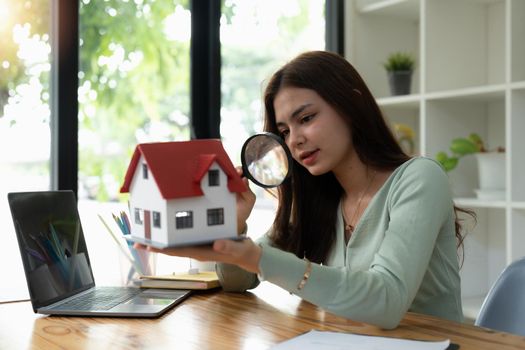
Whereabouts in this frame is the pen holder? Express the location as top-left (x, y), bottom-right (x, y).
top-left (118, 246), bottom-right (157, 286)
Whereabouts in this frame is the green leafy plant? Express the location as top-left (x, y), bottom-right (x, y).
top-left (435, 133), bottom-right (504, 172)
top-left (383, 52), bottom-right (415, 72)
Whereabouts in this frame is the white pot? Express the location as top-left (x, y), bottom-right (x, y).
top-left (474, 152), bottom-right (506, 200)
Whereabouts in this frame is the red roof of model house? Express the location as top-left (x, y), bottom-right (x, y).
top-left (120, 140), bottom-right (247, 199)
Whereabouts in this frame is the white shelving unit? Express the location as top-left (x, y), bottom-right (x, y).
top-left (345, 0), bottom-right (525, 322)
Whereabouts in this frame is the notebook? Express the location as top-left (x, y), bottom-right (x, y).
top-left (7, 190), bottom-right (191, 317)
top-left (140, 271), bottom-right (221, 290)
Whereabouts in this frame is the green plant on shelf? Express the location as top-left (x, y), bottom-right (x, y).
top-left (435, 133), bottom-right (504, 172)
top-left (383, 52), bottom-right (415, 72)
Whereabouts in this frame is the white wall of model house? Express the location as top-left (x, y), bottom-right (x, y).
top-left (128, 155), bottom-right (237, 246)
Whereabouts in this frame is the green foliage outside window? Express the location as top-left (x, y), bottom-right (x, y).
top-left (0, 1), bottom-right (49, 112)
top-left (78, 0), bottom-right (191, 201)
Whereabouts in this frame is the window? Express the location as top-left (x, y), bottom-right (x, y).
top-left (78, 1), bottom-right (191, 202)
top-left (207, 208), bottom-right (224, 226)
top-left (220, 0), bottom-right (326, 160)
top-left (134, 208), bottom-right (143, 225)
top-left (142, 163), bottom-right (148, 179)
top-left (208, 169), bottom-right (220, 186)
top-left (0, 0), bottom-right (52, 302)
top-left (175, 210), bottom-right (193, 229)
top-left (153, 211), bottom-right (161, 228)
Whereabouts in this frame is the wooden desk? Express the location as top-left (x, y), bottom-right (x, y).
top-left (1, 282), bottom-right (524, 349)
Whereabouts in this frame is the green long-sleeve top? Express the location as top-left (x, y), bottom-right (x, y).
top-left (216, 157), bottom-right (463, 329)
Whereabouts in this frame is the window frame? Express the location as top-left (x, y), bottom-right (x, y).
top-left (153, 211), bottom-right (161, 228)
top-left (208, 169), bottom-right (220, 186)
top-left (142, 163), bottom-right (149, 180)
top-left (52, 0), bottom-right (79, 194)
top-left (207, 208), bottom-right (224, 226)
top-left (175, 210), bottom-right (194, 229)
top-left (134, 208), bottom-right (143, 225)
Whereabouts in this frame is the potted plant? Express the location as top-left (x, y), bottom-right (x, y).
top-left (435, 133), bottom-right (505, 199)
top-left (383, 52), bottom-right (415, 96)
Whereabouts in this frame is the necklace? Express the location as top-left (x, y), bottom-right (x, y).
top-left (341, 170), bottom-right (376, 238)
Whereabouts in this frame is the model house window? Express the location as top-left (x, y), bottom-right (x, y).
top-left (175, 211), bottom-right (193, 229)
top-left (134, 208), bottom-right (143, 225)
top-left (207, 208), bottom-right (224, 226)
top-left (208, 169), bottom-right (219, 186)
top-left (142, 163), bottom-right (148, 179)
top-left (153, 211), bottom-right (161, 228)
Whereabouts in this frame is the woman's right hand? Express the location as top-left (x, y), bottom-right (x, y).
top-left (236, 166), bottom-right (256, 234)
top-left (135, 237), bottom-right (262, 274)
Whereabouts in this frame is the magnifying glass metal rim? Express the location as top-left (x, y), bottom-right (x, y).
top-left (241, 132), bottom-right (293, 189)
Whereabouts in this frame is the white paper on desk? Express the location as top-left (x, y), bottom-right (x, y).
top-left (271, 330), bottom-right (450, 350)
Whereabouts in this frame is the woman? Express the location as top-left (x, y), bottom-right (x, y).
top-left (145, 51), bottom-right (467, 329)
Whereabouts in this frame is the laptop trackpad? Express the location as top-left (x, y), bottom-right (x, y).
top-left (124, 296), bottom-right (177, 306)
top-left (110, 297), bottom-right (177, 313)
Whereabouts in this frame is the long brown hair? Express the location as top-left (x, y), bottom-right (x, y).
top-left (262, 50), bottom-right (470, 264)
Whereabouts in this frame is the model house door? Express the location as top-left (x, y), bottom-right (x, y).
top-left (144, 210), bottom-right (151, 240)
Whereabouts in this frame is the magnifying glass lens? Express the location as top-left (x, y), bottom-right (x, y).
top-left (241, 133), bottom-right (292, 188)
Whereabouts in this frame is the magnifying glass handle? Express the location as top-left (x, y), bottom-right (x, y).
top-left (237, 166), bottom-right (249, 180)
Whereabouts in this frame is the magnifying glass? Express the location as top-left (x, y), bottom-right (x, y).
top-left (240, 132), bottom-right (293, 188)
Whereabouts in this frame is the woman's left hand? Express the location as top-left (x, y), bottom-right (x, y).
top-left (134, 238), bottom-right (262, 274)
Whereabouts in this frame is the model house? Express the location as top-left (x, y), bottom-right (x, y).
top-left (120, 140), bottom-right (247, 247)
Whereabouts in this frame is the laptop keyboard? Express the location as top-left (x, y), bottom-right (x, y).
top-left (53, 287), bottom-right (143, 311)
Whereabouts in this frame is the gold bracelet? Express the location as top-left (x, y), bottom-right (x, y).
top-left (297, 258), bottom-right (312, 291)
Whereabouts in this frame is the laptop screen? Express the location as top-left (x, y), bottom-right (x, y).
top-left (8, 191), bottom-right (95, 309)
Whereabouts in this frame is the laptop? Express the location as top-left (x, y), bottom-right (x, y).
top-left (7, 190), bottom-right (191, 317)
